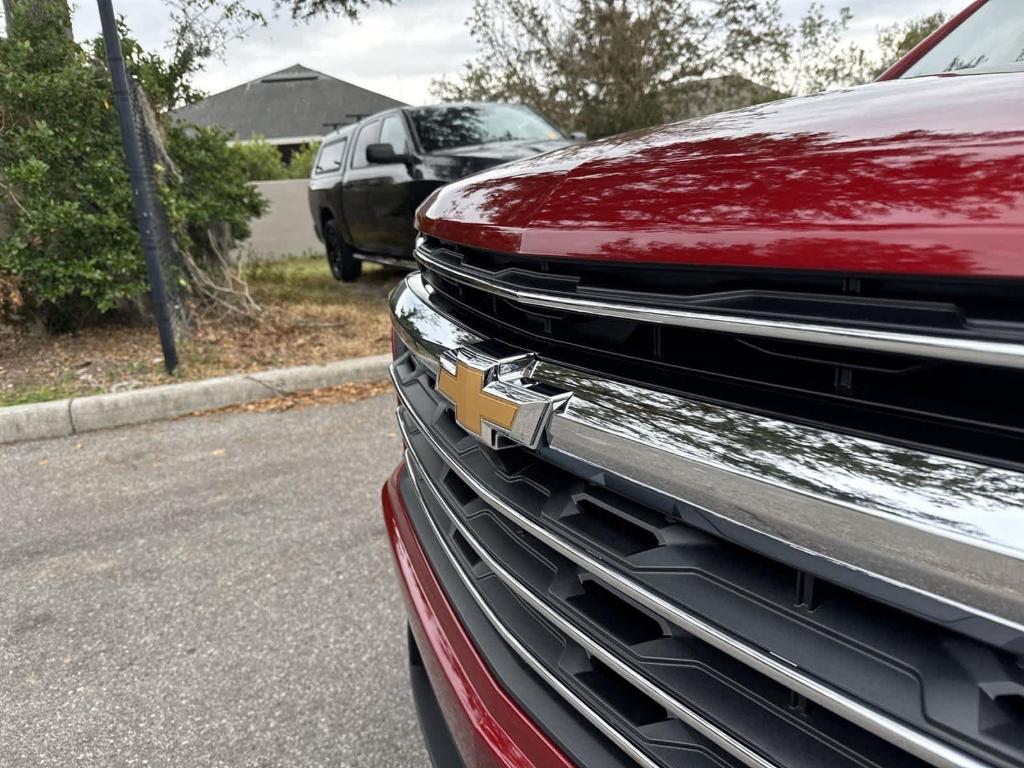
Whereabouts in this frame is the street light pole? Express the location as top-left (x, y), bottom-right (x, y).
top-left (96, 0), bottom-right (179, 373)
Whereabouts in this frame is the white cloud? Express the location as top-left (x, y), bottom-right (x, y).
top-left (72, 0), bottom-right (477, 105)
top-left (71, 0), bottom-right (969, 105)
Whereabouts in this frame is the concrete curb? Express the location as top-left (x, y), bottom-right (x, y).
top-left (0, 354), bottom-right (392, 447)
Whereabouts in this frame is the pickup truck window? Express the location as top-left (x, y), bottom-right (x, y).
top-left (314, 139), bottom-right (347, 175)
top-left (351, 119), bottom-right (382, 169)
top-left (902, 0), bottom-right (1024, 78)
top-left (409, 104), bottom-right (562, 153)
top-left (380, 115), bottom-right (411, 154)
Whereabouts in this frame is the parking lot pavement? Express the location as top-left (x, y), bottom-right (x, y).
top-left (0, 394), bottom-right (430, 768)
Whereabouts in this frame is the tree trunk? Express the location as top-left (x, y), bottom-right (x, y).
top-left (3, 0), bottom-right (73, 37)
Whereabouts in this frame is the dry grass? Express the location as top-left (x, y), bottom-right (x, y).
top-left (0, 257), bottom-right (402, 407)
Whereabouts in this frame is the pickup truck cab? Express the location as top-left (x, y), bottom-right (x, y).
top-left (383, 2), bottom-right (1024, 768)
top-left (308, 103), bottom-right (578, 281)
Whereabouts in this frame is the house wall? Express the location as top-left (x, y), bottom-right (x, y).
top-left (238, 179), bottom-right (321, 262)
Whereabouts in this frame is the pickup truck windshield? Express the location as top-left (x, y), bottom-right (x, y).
top-left (409, 105), bottom-right (562, 153)
top-left (901, 0), bottom-right (1024, 78)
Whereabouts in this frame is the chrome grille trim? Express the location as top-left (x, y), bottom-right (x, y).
top-left (415, 243), bottom-right (1024, 371)
top-left (391, 361), bottom-right (994, 768)
top-left (402, 411), bottom-right (782, 768)
top-left (391, 273), bottom-right (1024, 633)
top-left (400, 443), bottom-right (663, 768)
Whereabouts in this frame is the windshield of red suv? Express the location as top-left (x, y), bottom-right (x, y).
top-left (902, 0), bottom-right (1024, 77)
top-left (408, 104), bottom-right (562, 153)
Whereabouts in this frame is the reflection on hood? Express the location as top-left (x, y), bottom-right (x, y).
top-left (431, 139), bottom-right (576, 162)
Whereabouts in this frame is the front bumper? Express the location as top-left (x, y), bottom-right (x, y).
top-left (382, 465), bottom-right (577, 768)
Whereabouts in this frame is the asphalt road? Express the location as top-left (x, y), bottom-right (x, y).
top-left (0, 395), bottom-right (429, 768)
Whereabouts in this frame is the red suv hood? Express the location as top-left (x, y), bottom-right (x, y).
top-left (417, 74), bottom-right (1024, 277)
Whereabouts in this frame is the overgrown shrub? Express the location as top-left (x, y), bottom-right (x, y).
top-left (0, 2), bottom-right (266, 329)
top-left (167, 123), bottom-right (268, 248)
top-left (287, 142), bottom-right (321, 179)
top-left (232, 136), bottom-right (287, 181)
top-left (231, 138), bottom-right (320, 180)
top-left (0, 8), bottom-right (146, 325)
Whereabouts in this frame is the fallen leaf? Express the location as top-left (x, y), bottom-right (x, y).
top-left (191, 380), bottom-right (393, 418)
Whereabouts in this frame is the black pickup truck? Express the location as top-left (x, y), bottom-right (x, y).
top-left (308, 102), bottom-right (579, 281)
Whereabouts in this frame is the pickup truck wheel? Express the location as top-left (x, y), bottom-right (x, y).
top-left (324, 220), bottom-right (361, 282)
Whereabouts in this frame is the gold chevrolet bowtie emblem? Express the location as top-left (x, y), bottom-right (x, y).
top-left (435, 348), bottom-right (570, 450)
top-left (438, 359), bottom-right (519, 438)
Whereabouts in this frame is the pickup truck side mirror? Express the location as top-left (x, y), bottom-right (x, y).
top-left (569, 131), bottom-right (587, 142)
top-left (366, 143), bottom-right (416, 165)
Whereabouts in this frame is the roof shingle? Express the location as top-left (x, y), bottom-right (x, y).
top-left (172, 64), bottom-right (406, 143)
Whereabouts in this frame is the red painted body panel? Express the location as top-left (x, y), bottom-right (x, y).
top-left (417, 73), bottom-right (1024, 278)
top-left (381, 468), bottom-right (577, 768)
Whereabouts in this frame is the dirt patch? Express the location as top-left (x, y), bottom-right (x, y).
top-left (0, 258), bottom-right (402, 407)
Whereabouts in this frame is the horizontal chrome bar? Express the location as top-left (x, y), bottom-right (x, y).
top-left (393, 387), bottom-right (992, 768)
top-left (390, 272), bottom-right (1024, 636)
top-left (402, 423), bottom-right (780, 768)
top-left (415, 243), bottom-right (1024, 370)
top-left (399, 449), bottom-right (662, 768)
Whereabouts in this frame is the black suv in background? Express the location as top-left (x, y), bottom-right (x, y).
top-left (308, 103), bottom-right (580, 281)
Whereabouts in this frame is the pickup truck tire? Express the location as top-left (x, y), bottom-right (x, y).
top-left (324, 219), bottom-right (361, 282)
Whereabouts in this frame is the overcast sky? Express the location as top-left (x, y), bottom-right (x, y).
top-left (68, 0), bottom-right (968, 106)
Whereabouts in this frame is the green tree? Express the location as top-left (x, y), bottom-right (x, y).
top-left (1, 0), bottom-right (71, 36)
top-left (278, 0), bottom-right (393, 19)
top-left (0, 2), bottom-right (144, 325)
top-left (165, 124), bottom-right (267, 254)
top-left (742, 3), bottom-right (874, 96)
top-left (160, 0), bottom-right (396, 37)
top-left (433, 0), bottom-right (874, 139)
top-left (86, 18), bottom-right (209, 113)
top-left (874, 12), bottom-right (948, 75)
top-left (232, 137), bottom-right (287, 181)
top-left (156, 0), bottom-right (270, 111)
top-left (287, 142), bottom-right (321, 179)
top-left (0, 1), bottom-right (265, 328)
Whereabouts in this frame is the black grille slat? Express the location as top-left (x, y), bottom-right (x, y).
top-left (566, 579), bottom-right (666, 647)
top-left (424, 235), bottom-right (1024, 331)
top-left (395, 471), bottom-right (642, 768)
top-left (575, 658), bottom-right (670, 729)
top-left (414, 466), bottom-right (739, 767)
top-left (405, 405), bottom-right (924, 768)
top-left (561, 498), bottom-right (665, 557)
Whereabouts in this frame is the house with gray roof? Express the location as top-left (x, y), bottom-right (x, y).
top-left (173, 64), bottom-right (406, 162)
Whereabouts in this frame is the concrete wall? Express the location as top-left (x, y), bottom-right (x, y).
top-left (238, 179), bottom-right (322, 262)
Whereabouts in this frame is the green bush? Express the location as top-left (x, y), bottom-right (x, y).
top-left (287, 142), bottom-right (321, 179)
top-left (0, 8), bottom-right (146, 322)
top-left (168, 123), bottom-right (268, 246)
top-left (0, 2), bottom-right (266, 328)
top-left (232, 136), bottom-right (287, 181)
top-left (231, 139), bottom-right (321, 181)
